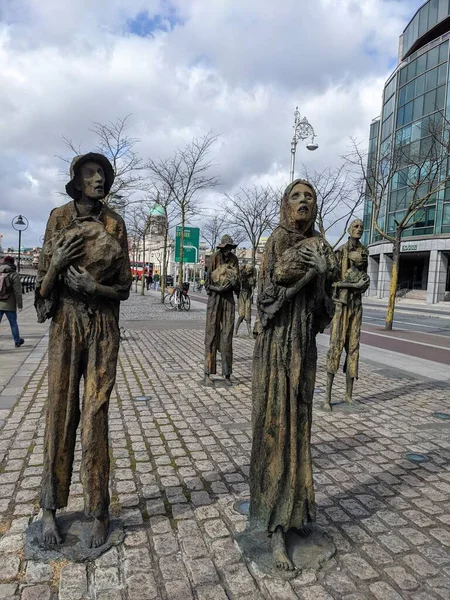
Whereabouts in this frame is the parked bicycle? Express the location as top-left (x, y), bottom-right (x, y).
top-left (164, 282), bottom-right (191, 311)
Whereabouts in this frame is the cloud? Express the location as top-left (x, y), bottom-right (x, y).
top-left (0, 0), bottom-right (424, 248)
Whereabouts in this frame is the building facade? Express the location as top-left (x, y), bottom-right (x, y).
top-left (363, 0), bottom-right (450, 303)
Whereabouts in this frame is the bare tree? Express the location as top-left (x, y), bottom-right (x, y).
top-left (300, 164), bottom-right (364, 248)
top-left (346, 112), bottom-right (450, 330)
top-left (201, 213), bottom-right (228, 250)
top-left (223, 185), bottom-right (279, 268)
top-left (146, 132), bottom-right (220, 285)
top-left (145, 184), bottom-right (179, 302)
top-left (58, 115), bottom-right (146, 211)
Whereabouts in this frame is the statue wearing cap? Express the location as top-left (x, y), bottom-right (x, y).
top-left (204, 234), bottom-right (240, 386)
top-left (35, 154), bottom-right (132, 548)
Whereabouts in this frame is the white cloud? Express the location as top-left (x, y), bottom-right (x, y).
top-left (0, 0), bottom-right (423, 248)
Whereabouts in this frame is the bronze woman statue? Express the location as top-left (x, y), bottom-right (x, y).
top-left (325, 218), bottom-right (370, 410)
top-left (235, 265), bottom-right (256, 336)
top-left (249, 179), bottom-right (338, 571)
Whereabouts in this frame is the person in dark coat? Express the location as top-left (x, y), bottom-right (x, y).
top-left (0, 256), bottom-right (24, 347)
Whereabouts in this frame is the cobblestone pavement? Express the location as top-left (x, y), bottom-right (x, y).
top-left (0, 293), bottom-right (450, 599)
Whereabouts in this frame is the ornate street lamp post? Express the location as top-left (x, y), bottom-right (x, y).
top-left (290, 106), bottom-right (318, 182)
top-left (11, 215), bottom-right (29, 273)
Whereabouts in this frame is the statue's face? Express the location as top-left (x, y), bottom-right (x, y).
top-left (349, 220), bottom-right (363, 240)
top-left (76, 161), bottom-right (105, 200)
top-left (288, 182), bottom-right (316, 225)
top-left (222, 245), bottom-right (233, 258)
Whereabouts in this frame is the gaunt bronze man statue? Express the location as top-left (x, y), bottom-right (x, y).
top-left (204, 235), bottom-right (239, 386)
top-left (324, 218), bottom-right (370, 410)
top-left (35, 153), bottom-right (131, 548)
top-left (250, 180), bottom-right (337, 571)
top-left (235, 265), bottom-right (256, 336)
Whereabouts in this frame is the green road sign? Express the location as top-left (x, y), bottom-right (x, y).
top-left (175, 226), bottom-right (200, 263)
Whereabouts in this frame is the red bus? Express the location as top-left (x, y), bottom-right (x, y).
top-left (130, 262), bottom-right (153, 281)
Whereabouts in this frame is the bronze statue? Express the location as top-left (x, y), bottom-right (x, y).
top-left (325, 218), bottom-right (370, 410)
top-left (35, 153), bottom-right (132, 548)
top-left (204, 234), bottom-right (239, 386)
top-left (249, 180), bottom-right (338, 571)
top-left (235, 265), bottom-right (256, 336)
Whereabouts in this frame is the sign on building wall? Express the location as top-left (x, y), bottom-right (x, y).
top-left (175, 226), bottom-right (200, 263)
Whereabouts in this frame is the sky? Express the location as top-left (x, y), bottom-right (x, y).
top-left (0, 0), bottom-right (424, 249)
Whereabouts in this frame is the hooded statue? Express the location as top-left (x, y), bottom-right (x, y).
top-left (249, 179), bottom-right (338, 571)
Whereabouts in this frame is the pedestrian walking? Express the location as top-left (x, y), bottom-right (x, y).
top-left (146, 272), bottom-right (153, 291)
top-left (153, 272), bottom-right (160, 290)
top-left (0, 256), bottom-right (24, 347)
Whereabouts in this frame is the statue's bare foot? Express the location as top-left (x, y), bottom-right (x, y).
top-left (204, 375), bottom-right (215, 387)
top-left (224, 376), bottom-right (232, 387)
top-left (322, 401), bottom-right (332, 412)
top-left (42, 509), bottom-right (61, 545)
top-left (89, 513), bottom-right (110, 548)
top-left (272, 527), bottom-right (296, 571)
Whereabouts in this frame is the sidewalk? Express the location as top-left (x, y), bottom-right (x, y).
top-left (364, 296), bottom-right (450, 317)
top-left (0, 292), bottom-right (449, 599)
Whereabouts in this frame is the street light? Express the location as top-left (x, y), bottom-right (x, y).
top-left (11, 215), bottom-right (29, 273)
top-left (290, 106), bottom-right (318, 182)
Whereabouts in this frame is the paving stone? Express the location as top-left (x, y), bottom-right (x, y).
top-left (21, 584), bottom-right (52, 600)
top-left (126, 572), bottom-right (158, 600)
top-left (341, 554), bottom-right (379, 580)
top-left (261, 579), bottom-right (297, 599)
top-left (0, 534), bottom-right (23, 553)
top-left (185, 557), bottom-right (219, 586)
top-left (385, 565), bottom-right (419, 590)
top-left (196, 584), bottom-right (229, 600)
top-left (164, 579), bottom-right (194, 600)
top-left (94, 566), bottom-right (120, 590)
top-left (221, 563), bottom-right (258, 597)
top-left (203, 519), bottom-right (229, 539)
top-left (25, 561), bottom-right (52, 583)
top-left (0, 554), bottom-right (20, 580)
top-left (369, 581), bottom-right (404, 600)
top-left (0, 584), bottom-right (17, 598)
top-left (298, 585), bottom-right (335, 600)
top-left (59, 564), bottom-right (87, 600)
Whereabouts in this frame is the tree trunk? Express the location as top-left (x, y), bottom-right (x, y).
top-left (141, 231), bottom-right (146, 296)
top-left (161, 220), bottom-right (169, 303)
top-left (251, 245), bottom-right (256, 269)
top-left (178, 208), bottom-right (185, 286)
top-left (385, 233), bottom-right (401, 331)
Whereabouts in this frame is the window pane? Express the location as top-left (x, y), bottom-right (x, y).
top-left (413, 95), bottom-right (424, 120)
top-left (416, 53), bottom-right (427, 75)
top-left (423, 89), bottom-right (437, 114)
top-left (415, 73), bottom-right (426, 96)
top-left (436, 84), bottom-right (446, 108)
top-left (426, 66), bottom-right (438, 91)
top-left (397, 106), bottom-right (405, 127)
top-left (438, 63), bottom-right (447, 86)
top-left (438, 0), bottom-right (448, 21)
top-left (419, 5), bottom-right (429, 37)
top-left (407, 60), bottom-right (417, 82)
top-left (405, 81), bottom-right (415, 102)
top-left (428, 0), bottom-right (438, 29)
top-left (398, 86), bottom-right (406, 106)
top-left (400, 67), bottom-right (408, 86)
top-left (403, 101), bottom-right (413, 124)
top-left (443, 203), bottom-right (450, 225)
top-left (439, 40), bottom-right (449, 62)
top-left (411, 120), bottom-right (422, 141)
top-left (428, 46), bottom-right (439, 69)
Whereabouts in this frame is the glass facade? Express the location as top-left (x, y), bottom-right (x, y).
top-left (364, 26), bottom-right (450, 245)
top-left (402, 0), bottom-right (450, 59)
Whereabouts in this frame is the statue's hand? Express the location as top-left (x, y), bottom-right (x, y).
top-left (65, 266), bottom-right (97, 295)
top-left (51, 235), bottom-right (84, 273)
top-left (300, 247), bottom-right (327, 275)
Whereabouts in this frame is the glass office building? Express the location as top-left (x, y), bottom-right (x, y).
top-left (363, 0), bottom-right (450, 303)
